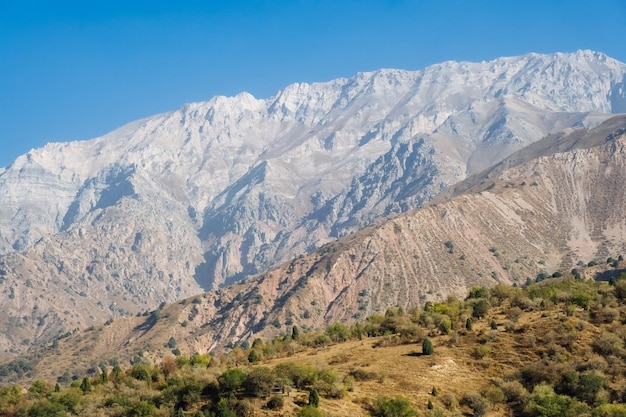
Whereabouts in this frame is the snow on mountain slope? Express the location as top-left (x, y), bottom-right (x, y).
top-left (0, 50), bottom-right (625, 353)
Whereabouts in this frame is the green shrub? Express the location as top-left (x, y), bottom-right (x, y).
top-left (349, 368), bottom-right (377, 381)
top-left (483, 385), bottom-right (505, 404)
top-left (297, 405), bottom-right (323, 417)
top-left (473, 345), bottom-right (491, 359)
top-left (592, 332), bottom-right (624, 357)
top-left (594, 404), bottom-right (626, 417)
top-left (371, 395), bottom-right (417, 417)
top-left (460, 393), bottom-right (489, 417)
top-left (26, 399), bottom-right (67, 417)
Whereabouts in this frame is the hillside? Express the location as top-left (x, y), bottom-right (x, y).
top-left (0, 51), bottom-right (625, 356)
top-left (2, 115), bottom-right (626, 384)
top-left (100, 115), bottom-right (626, 354)
top-left (2, 268), bottom-right (626, 416)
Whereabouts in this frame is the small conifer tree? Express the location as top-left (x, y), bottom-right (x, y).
top-left (466, 317), bottom-right (473, 331)
top-left (422, 337), bottom-right (434, 355)
top-left (80, 377), bottom-right (92, 393)
top-left (309, 388), bottom-right (320, 407)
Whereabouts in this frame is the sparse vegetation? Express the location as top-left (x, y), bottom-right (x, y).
top-left (3, 262), bottom-right (626, 416)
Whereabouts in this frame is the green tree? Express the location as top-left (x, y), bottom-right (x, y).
top-left (248, 349), bottom-right (261, 363)
top-left (127, 401), bottom-right (157, 417)
top-left (218, 368), bottom-right (248, 394)
top-left (28, 380), bottom-right (51, 399)
top-left (326, 323), bottom-right (350, 342)
top-left (575, 372), bottom-right (604, 404)
top-left (466, 317), bottom-right (473, 331)
top-left (214, 397), bottom-right (236, 417)
top-left (0, 384), bottom-right (23, 408)
top-left (111, 364), bottom-right (123, 382)
top-left (523, 384), bottom-right (585, 417)
top-left (422, 337), bottom-right (434, 355)
top-left (79, 377), bottom-right (92, 393)
top-left (57, 388), bottom-right (81, 414)
top-left (309, 388), bottom-right (320, 407)
top-left (100, 364), bottom-right (108, 383)
top-left (292, 325), bottom-right (301, 340)
top-left (244, 367), bottom-right (276, 397)
top-left (472, 299), bottom-right (490, 318)
top-left (129, 363), bottom-right (152, 382)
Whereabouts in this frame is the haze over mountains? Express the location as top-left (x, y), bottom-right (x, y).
top-left (1, 50), bottom-right (625, 356)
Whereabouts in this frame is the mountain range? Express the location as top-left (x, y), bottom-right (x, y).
top-left (1, 50), bottom-right (625, 357)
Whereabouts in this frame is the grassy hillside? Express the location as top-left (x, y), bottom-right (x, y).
top-left (2, 261), bottom-right (626, 416)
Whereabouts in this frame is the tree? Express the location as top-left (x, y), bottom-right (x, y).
top-left (422, 337), bottom-right (434, 355)
top-left (248, 349), bottom-right (261, 363)
top-left (28, 380), bottom-right (51, 399)
top-left (472, 299), bottom-right (490, 318)
top-left (111, 364), bottom-right (123, 383)
top-left (292, 325), bottom-right (301, 340)
top-left (100, 364), bottom-right (108, 383)
top-left (79, 377), bottom-right (92, 393)
top-left (326, 323), bottom-right (350, 342)
top-left (466, 317), bottom-right (473, 331)
top-left (218, 368), bottom-right (248, 394)
top-left (308, 388), bottom-right (320, 407)
top-left (244, 367), bottom-right (276, 397)
top-left (26, 399), bottom-right (67, 417)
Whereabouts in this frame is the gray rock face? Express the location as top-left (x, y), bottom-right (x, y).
top-left (0, 50), bottom-right (625, 354)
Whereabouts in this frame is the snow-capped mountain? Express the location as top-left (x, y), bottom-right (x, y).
top-left (0, 50), bottom-right (625, 352)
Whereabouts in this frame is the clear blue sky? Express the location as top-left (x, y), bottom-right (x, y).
top-left (1, 0), bottom-right (625, 168)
